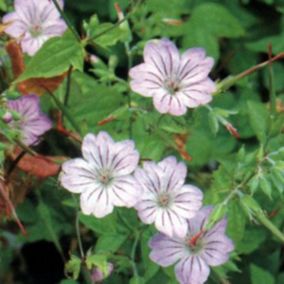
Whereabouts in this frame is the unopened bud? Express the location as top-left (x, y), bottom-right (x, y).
top-left (91, 263), bottom-right (113, 282)
top-left (2, 111), bottom-right (13, 123)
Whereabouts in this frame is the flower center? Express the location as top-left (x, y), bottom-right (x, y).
top-left (186, 230), bottom-right (204, 254)
top-left (97, 169), bottom-right (113, 186)
top-left (29, 24), bottom-right (42, 37)
top-left (164, 78), bottom-right (180, 95)
top-left (157, 192), bottom-right (171, 208)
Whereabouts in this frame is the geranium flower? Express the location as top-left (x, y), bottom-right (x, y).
top-left (59, 132), bottom-right (140, 218)
top-left (129, 39), bottom-right (216, 116)
top-left (7, 94), bottom-right (52, 146)
top-left (149, 207), bottom-right (234, 284)
top-left (3, 0), bottom-right (67, 56)
top-left (134, 156), bottom-right (203, 238)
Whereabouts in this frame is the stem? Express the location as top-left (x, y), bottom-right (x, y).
top-left (76, 212), bottom-right (85, 259)
top-left (0, 176), bottom-right (26, 236)
top-left (46, 89), bottom-right (82, 135)
top-left (256, 212), bottom-right (284, 243)
top-left (64, 66), bottom-right (73, 107)
top-left (267, 46), bottom-right (277, 114)
top-left (215, 51), bottom-right (284, 94)
top-left (130, 231), bottom-right (140, 278)
top-left (51, 0), bottom-right (80, 42)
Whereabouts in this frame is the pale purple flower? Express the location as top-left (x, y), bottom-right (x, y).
top-left (134, 156), bottom-right (203, 238)
top-left (149, 207), bottom-right (234, 284)
top-left (91, 263), bottom-right (113, 282)
top-left (7, 94), bottom-right (52, 146)
top-left (3, 0), bottom-right (67, 56)
top-left (59, 132), bottom-right (140, 218)
top-left (129, 39), bottom-right (216, 116)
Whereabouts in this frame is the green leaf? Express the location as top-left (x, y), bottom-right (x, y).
top-left (86, 254), bottom-right (108, 272)
top-left (95, 234), bottom-right (127, 254)
top-left (250, 264), bottom-right (275, 284)
top-left (129, 276), bottom-right (146, 284)
top-left (260, 176), bottom-right (272, 198)
top-left (182, 3), bottom-right (245, 60)
top-left (60, 280), bottom-right (78, 284)
top-left (16, 32), bottom-right (85, 82)
top-left (79, 213), bottom-right (117, 235)
top-left (190, 3), bottom-right (245, 37)
top-left (247, 101), bottom-right (269, 143)
top-left (65, 255), bottom-right (81, 280)
top-left (227, 199), bottom-right (246, 243)
top-left (85, 15), bottom-right (130, 47)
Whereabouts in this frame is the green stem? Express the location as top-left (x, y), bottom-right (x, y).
top-left (51, 0), bottom-right (80, 42)
top-left (130, 231), bottom-right (140, 278)
top-left (215, 51), bottom-right (284, 95)
top-left (64, 66), bottom-right (73, 107)
top-left (76, 213), bottom-right (85, 259)
top-left (256, 212), bottom-right (284, 243)
top-left (47, 89), bottom-right (82, 135)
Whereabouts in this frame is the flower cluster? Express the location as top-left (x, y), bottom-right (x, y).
top-left (3, 0), bottom-right (67, 56)
top-left (59, 131), bottom-right (234, 284)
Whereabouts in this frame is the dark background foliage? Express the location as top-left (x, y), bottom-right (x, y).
top-left (1, 0), bottom-right (284, 283)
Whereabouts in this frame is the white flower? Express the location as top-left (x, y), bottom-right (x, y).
top-left (135, 156), bottom-right (203, 238)
top-left (59, 132), bottom-right (140, 218)
top-left (3, 0), bottom-right (67, 56)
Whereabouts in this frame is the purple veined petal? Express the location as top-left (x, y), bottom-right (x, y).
top-left (42, 19), bottom-right (67, 36)
top-left (108, 175), bottom-right (140, 207)
top-left (143, 41), bottom-right (170, 77)
top-left (172, 185), bottom-right (203, 219)
top-left (155, 208), bottom-right (188, 237)
top-left (2, 12), bottom-right (26, 38)
top-left (153, 92), bottom-right (172, 114)
top-left (21, 36), bottom-right (46, 56)
top-left (135, 197), bottom-right (158, 225)
top-left (181, 57), bottom-right (215, 86)
top-left (175, 256), bottom-right (210, 284)
top-left (141, 162), bottom-right (164, 193)
top-left (129, 63), bottom-right (164, 84)
top-left (81, 133), bottom-right (102, 169)
top-left (130, 78), bottom-right (164, 98)
top-left (149, 233), bottom-right (186, 267)
top-left (110, 140), bottom-right (139, 176)
top-left (8, 94), bottom-right (40, 117)
top-left (158, 156), bottom-right (187, 191)
top-left (167, 95), bottom-right (187, 116)
top-left (96, 131), bottom-right (114, 146)
top-left (80, 186), bottom-right (114, 218)
top-left (185, 78), bottom-right (216, 94)
top-left (177, 90), bottom-right (212, 108)
top-left (187, 206), bottom-right (213, 234)
top-left (60, 158), bottom-right (97, 193)
top-left (201, 235), bottom-right (234, 266)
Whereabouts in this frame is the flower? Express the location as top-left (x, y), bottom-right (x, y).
top-left (149, 207), bottom-right (234, 284)
top-left (134, 156), bottom-right (203, 238)
top-left (7, 94), bottom-right (52, 146)
top-left (129, 39), bottom-right (216, 116)
top-left (59, 132), bottom-right (140, 218)
top-left (91, 263), bottom-right (114, 282)
top-left (3, 0), bottom-right (67, 56)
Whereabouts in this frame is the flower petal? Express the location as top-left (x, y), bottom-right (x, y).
top-left (175, 256), bottom-right (210, 284)
top-left (109, 175), bottom-right (139, 207)
top-left (60, 158), bottom-right (97, 193)
top-left (80, 186), bottom-right (114, 218)
top-left (172, 185), bottom-right (203, 219)
top-left (149, 233), bottom-right (185, 267)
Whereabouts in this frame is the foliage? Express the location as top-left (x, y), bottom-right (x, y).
top-left (0, 0), bottom-right (284, 283)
